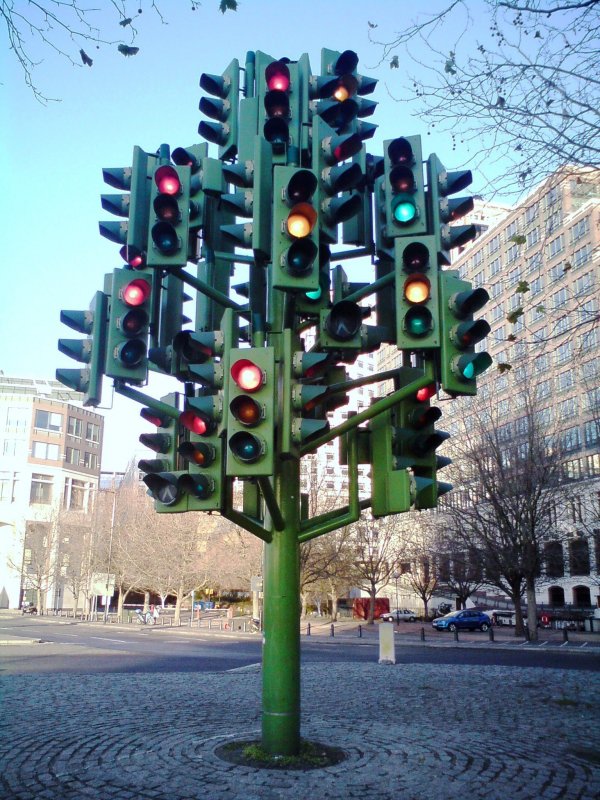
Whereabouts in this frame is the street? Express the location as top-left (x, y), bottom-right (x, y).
top-left (1, 614), bottom-right (599, 674)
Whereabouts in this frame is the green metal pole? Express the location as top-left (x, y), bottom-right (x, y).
top-left (261, 456), bottom-right (301, 755)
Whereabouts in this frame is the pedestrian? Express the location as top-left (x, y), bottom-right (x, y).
top-left (153, 604), bottom-right (160, 624)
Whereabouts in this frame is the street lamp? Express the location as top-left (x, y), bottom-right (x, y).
top-left (393, 571), bottom-right (400, 625)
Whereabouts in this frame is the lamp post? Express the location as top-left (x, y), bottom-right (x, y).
top-left (393, 571), bottom-right (400, 625)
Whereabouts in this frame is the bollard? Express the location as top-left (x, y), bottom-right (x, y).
top-left (358, 625), bottom-right (362, 638)
top-left (306, 623), bottom-right (311, 636)
top-left (330, 623), bottom-right (335, 637)
top-left (420, 627), bottom-right (425, 642)
top-left (563, 627), bottom-right (569, 643)
top-left (489, 626), bottom-right (495, 642)
top-left (453, 629), bottom-right (459, 642)
top-left (524, 626), bottom-right (530, 642)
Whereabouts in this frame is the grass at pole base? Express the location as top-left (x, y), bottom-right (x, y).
top-left (216, 738), bottom-right (346, 770)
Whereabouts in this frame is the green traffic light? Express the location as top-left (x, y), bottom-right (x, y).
top-left (405, 307), bottom-right (433, 337)
top-left (392, 195), bottom-right (417, 225)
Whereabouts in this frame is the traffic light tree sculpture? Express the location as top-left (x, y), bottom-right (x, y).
top-left (56, 48), bottom-right (492, 759)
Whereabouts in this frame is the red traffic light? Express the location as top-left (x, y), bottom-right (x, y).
top-left (140, 408), bottom-right (171, 428)
top-left (265, 61), bottom-right (291, 92)
top-left (402, 242), bottom-right (431, 272)
top-left (416, 384), bottom-right (438, 403)
top-left (231, 359), bottom-right (263, 392)
top-left (121, 278), bottom-right (151, 307)
top-left (154, 165), bottom-right (181, 196)
top-left (180, 409), bottom-right (215, 436)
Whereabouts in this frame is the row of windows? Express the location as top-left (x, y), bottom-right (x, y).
top-left (33, 410), bottom-right (101, 444)
top-left (466, 216), bottom-right (593, 281)
top-left (0, 471), bottom-right (99, 509)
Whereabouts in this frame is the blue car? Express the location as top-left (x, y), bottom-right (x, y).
top-left (432, 609), bottom-right (491, 632)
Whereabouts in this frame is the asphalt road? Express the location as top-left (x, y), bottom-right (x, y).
top-left (1, 616), bottom-right (599, 674)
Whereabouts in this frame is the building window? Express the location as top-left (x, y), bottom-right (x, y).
top-left (557, 371), bottom-right (575, 393)
top-left (574, 272), bottom-right (593, 297)
top-left (65, 447), bottom-right (80, 466)
top-left (83, 452), bottom-right (98, 470)
top-left (569, 539), bottom-right (590, 577)
top-left (32, 442), bottom-right (60, 460)
top-left (544, 542), bottom-right (564, 578)
top-left (526, 251), bottom-right (543, 273)
top-left (506, 243), bottom-right (519, 264)
top-left (525, 203), bottom-right (539, 224)
top-left (6, 407), bottom-right (27, 433)
top-left (86, 422), bottom-right (100, 443)
top-left (573, 243), bottom-right (591, 269)
top-left (547, 234), bottom-right (564, 259)
top-left (580, 327), bottom-right (598, 351)
top-left (555, 341), bottom-right (572, 366)
top-left (0, 471), bottom-right (19, 503)
top-left (584, 421), bottom-right (599, 449)
top-left (489, 257), bottom-right (501, 277)
top-left (488, 234), bottom-right (500, 254)
top-left (561, 426), bottom-right (581, 452)
top-left (546, 210), bottom-right (563, 234)
top-left (30, 473), bottom-right (53, 504)
top-left (34, 410), bottom-right (62, 433)
top-left (558, 397), bottom-right (578, 419)
top-left (526, 228), bottom-right (539, 249)
top-left (551, 288), bottom-right (568, 309)
top-left (570, 216), bottom-right (589, 243)
top-left (68, 417), bottom-right (83, 438)
top-left (530, 275), bottom-right (544, 295)
top-left (544, 185), bottom-right (561, 208)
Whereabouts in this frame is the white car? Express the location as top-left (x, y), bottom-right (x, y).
top-left (381, 609), bottom-right (417, 623)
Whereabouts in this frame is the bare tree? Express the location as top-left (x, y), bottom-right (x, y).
top-left (348, 516), bottom-right (401, 624)
top-left (3, 1), bottom-right (238, 102)
top-left (369, 0), bottom-right (600, 199)
top-left (434, 527), bottom-right (486, 609)
top-left (10, 520), bottom-right (56, 614)
top-left (395, 516), bottom-right (440, 619)
top-left (442, 377), bottom-right (566, 638)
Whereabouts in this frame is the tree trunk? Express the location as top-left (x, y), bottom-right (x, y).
top-left (526, 578), bottom-right (538, 641)
top-left (174, 584), bottom-right (184, 625)
top-left (300, 591), bottom-right (308, 619)
top-left (367, 585), bottom-right (376, 624)
top-left (329, 587), bottom-right (339, 622)
top-left (143, 591), bottom-right (150, 613)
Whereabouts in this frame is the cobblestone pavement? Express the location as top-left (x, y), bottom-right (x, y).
top-left (1, 662), bottom-right (599, 800)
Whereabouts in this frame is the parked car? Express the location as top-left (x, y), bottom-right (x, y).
top-left (432, 609), bottom-right (491, 632)
top-left (381, 608), bottom-right (417, 623)
top-left (21, 602), bottom-right (37, 615)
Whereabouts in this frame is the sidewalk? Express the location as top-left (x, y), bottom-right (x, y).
top-left (1, 658), bottom-right (599, 799)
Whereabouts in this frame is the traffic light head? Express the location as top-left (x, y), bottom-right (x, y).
top-left (56, 291), bottom-right (108, 407)
top-left (427, 153), bottom-right (479, 264)
top-left (438, 271), bottom-right (492, 395)
top-left (105, 268), bottom-right (154, 383)
top-left (395, 235), bottom-right (440, 350)
top-left (226, 348), bottom-right (275, 477)
top-left (381, 136), bottom-right (426, 238)
top-left (199, 59), bottom-right (240, 161)
top-left (147, 162), bottom-right (191, 268)
top-left (271, 166), bottom-right (320, 292)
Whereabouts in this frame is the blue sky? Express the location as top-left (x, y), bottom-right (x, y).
top-left (2, 0), bottom-right (488, 471)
